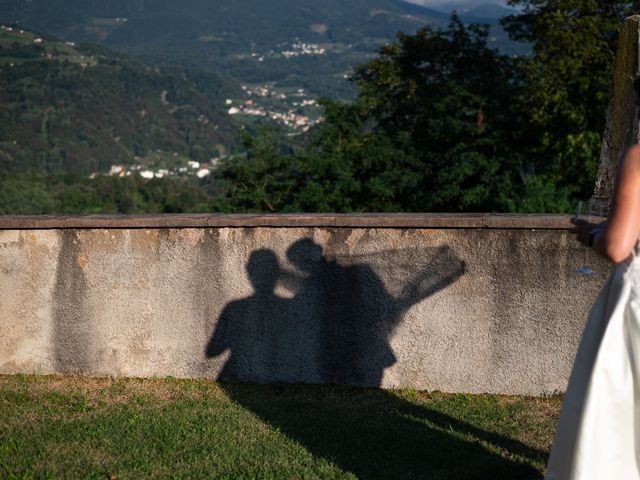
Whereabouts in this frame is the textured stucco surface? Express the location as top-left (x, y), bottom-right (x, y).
top-left (0, 226), bottom-right (611, 395)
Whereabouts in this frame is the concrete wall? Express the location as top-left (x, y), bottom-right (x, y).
top-left (0, 214), bottom-right (611, 395)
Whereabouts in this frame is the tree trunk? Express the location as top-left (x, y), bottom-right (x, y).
top-left (592, 15), bottom-right (640, 211)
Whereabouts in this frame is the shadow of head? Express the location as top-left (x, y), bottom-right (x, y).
top-left (247, 249), bottom-right (280, 294)
top-left (286, 238), bottom-right (325, 273)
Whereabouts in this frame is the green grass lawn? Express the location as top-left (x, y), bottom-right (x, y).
top-left (0, 375), bottom-right (560, 479)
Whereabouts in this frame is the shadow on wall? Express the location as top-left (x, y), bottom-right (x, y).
top-left (206, 238), bottom-right (467, 386)
top-left (205, 239), bottom-right (544, 478)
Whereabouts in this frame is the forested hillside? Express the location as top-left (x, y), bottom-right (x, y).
top-left (0, 0), bottom-right (523, 102)
top-left (0, 26), bottom-right (242, 175)
top-left (0, 1), bottom-right (633, 215)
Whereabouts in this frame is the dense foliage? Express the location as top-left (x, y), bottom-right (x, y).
top-left (0, 172), bottom-right (217, 215)
top-left (502, 0), bottom-right (635, 203)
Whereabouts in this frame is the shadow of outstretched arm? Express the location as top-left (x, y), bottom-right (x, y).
top-left (393, 393), bottom-right (548, 461)
top-left (395, 245), bottom-right (467, 316)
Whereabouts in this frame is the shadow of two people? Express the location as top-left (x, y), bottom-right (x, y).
top-left (206, 238), bottom-right (544, 478)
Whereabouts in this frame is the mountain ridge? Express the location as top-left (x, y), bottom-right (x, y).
top-left (0, 0), bottom-right (526, 103)
top-left (403, 1), bottom-right (519, 21)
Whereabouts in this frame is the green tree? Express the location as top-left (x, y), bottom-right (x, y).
top-left (350, 16), bottom-right (525, 212)
top-left (0, 175), bottom-right (54, 214)
top-left (215, 129), bottom-right (302, 212)
top-left (503, 0), bottom-right (635, 200)
top-left (300, 99), bottom-right (421, 212)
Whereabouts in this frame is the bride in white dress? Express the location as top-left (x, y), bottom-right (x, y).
top-left (546, 142), bottom-right (640, 479)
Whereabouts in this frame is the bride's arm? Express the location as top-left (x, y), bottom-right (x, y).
top-left (589, 145), bottom-right (640, 262)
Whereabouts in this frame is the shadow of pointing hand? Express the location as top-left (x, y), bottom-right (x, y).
top-left (396, 245), bottom-right (467, 314)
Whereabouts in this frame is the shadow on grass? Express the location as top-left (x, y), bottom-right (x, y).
top-left (221, 382), bottom-right (545, 479)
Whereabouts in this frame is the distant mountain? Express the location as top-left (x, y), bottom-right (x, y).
top-left (456, 4), bottom-right (518, 23)
top-left (0, 0), bottom-right (452, 43)
top-left (461, 3), bottom-right (519, 19)
top-left (0, 26), bottom-right (242, 175)
top-left (0, 0), bottom-right (526, 103)
top-left (403, 1), bottom-right (527, 58)
top-left (403, 1), bottom-right (519, 21)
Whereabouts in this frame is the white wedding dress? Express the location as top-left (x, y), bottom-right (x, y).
top-left (546, 253), bottom-right (640, 479)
